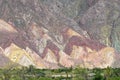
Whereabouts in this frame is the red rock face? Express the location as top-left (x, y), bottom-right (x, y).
top-left (0, 0), bottom-right (118, 70)
top-left (0, 20), bottom-right (18, 48)
top-left (64, 36), bottom-right (105, 55)
top-left (42, 41), bottom-right (60, 61)
top-left (0, 19), bottom-right (120, 69)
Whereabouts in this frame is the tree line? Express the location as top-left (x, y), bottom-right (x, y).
top-left (0, 65), bottom-right (120, 80)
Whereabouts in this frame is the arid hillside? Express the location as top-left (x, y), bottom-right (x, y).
top-left (0, 0), bottom-right (120, 68)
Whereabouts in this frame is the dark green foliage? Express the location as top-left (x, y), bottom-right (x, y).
top-left (0, 66), bottom-right (120, 80)
top-left (93, 68), bottom-right (104, 80)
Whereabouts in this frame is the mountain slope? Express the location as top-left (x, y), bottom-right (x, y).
top-left (0, 0), bottom-right (120, 68)
top-left (4, 43), bottom-right (35, 67)
top-left (0, 47), bottom-right (12, 68)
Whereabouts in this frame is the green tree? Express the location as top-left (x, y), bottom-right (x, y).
top-left (73, 67), bottom-right (88, 80)
top-left (103, 67), bottom-right (113, 80)
top-left (93, 68), bottom-right (104, 80)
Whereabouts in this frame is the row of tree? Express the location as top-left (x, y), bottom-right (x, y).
top-left (0, 65), bottom-right (120, 80)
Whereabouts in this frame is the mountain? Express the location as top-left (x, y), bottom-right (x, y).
top-left (0, 0), bottom-right (120, 69)
top-left (0, 19), bottom-right (119, 68)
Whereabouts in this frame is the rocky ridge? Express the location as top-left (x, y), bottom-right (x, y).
top-left (0, 0), bottom-right (120, 69)
top-left (0, 20), bottom-right (119, 69)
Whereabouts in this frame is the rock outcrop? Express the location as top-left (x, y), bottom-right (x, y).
top-left (0, 0), bottom-right (120, 69)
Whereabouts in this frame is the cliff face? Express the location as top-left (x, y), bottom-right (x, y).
top-left (0, 0), bottom-right (120, 68)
